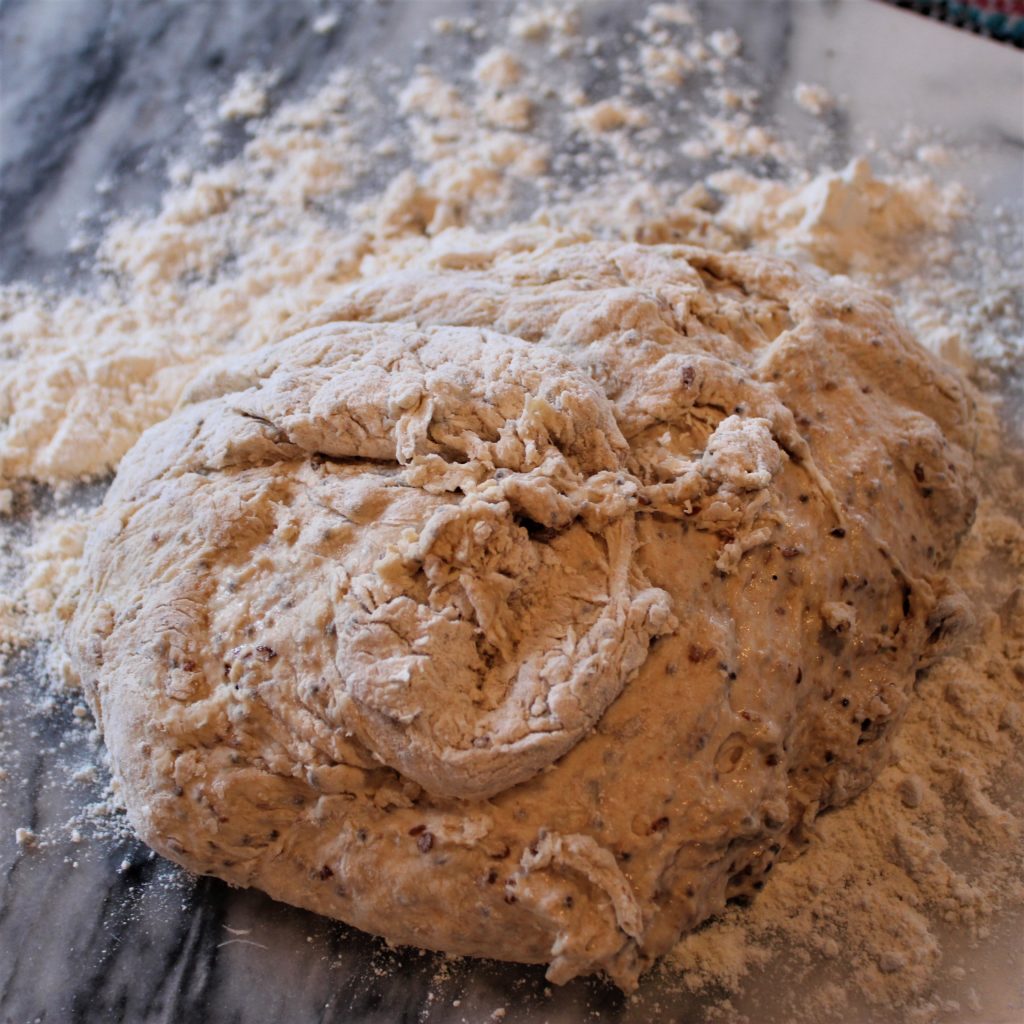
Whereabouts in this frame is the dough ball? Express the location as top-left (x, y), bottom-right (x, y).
top-left (64, 238), bottom-right (977, 990)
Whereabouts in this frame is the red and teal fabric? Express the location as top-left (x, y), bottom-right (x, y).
top-left (884, 0), bottom-right (1024, 46)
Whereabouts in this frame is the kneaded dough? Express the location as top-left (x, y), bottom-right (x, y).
top-left (64, 236), bottom-right (977, 989)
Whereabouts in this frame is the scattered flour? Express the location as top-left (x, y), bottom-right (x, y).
top-left (0, 3), bottom-right (1021, 1021)
top-left (709, 157), bottom-right (967, 274)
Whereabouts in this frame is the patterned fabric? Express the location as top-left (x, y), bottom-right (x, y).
top-left (883, 0), bottom-right (1024, 46)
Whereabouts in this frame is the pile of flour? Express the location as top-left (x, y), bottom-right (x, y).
top-left (0, 3), bottom-right (1020, 1021)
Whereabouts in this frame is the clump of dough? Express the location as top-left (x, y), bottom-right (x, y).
top-left (63, 235), bottom-right (977, 990)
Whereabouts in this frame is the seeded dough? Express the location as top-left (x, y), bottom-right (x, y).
top-left (64, 235), bottom-right (977, 989)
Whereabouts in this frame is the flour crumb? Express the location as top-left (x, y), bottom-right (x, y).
top-left (474, 47), bottom-right (523, 89)
top-left (15, 827), bottom-right (37, 848)
top-left (916, 143), bottom-right (952, 168)
top-left (703, 117), bottom-right (783, 160)
top-left (479, 93), bottom-right (533, 131)
top-left (311, 12), bottom-right (338, 35)
top-left (898, 774), bottom-right (925, 808)
top-left (641, 44), bottom-right (692, 88)
top-left (793, 81), bottom-right (834, 116)
top-left (707, 28), bottom-right (741, 59)
top-left (575, 98), bottom-right (650, 134)
top-left (647, 2), bottom-right (694, 27)
top-left (510, 5), bottom-right (579, 41)
top-left (0, 596), bottom-right (27, 651)
top-left (217, 70), bottom-right (278, 121)
top-left (399, 68), bottom-right (466, 122)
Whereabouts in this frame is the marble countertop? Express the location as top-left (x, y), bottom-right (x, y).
top-left (1, 3), bottom-right (1021, 1023)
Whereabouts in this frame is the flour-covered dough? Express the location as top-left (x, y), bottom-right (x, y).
top-left (64, 236), bottom-right (977, 989)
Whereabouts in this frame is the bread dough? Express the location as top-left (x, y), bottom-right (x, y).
top-left (64, 235), bottom-right (977, 989)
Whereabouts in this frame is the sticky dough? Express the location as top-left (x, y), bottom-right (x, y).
top-left (64, 237), bottom-right (978, 989)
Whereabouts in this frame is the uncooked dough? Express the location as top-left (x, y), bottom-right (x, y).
top-left (63, 235), bottom-right (977, 989)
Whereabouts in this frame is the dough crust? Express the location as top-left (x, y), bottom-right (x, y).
top-left (65, 237), bottom-right (977, 989)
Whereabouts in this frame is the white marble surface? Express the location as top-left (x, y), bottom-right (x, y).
top-left (0, 2), bottom-right (1021, 1023)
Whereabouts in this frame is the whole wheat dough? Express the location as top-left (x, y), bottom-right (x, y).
top-left (64, 235), bottom-right (978, 989)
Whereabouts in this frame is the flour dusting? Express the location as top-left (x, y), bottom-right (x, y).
top-left (0, 3), bottom-right (1021, 1022)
